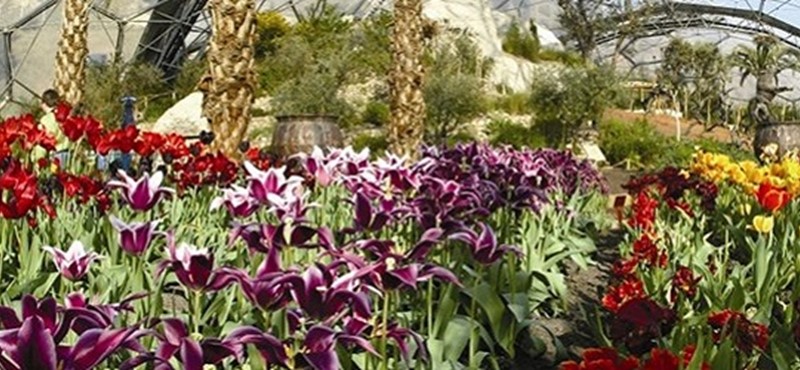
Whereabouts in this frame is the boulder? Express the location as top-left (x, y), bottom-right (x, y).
top-left (150, 92), bottom-right (209, 136)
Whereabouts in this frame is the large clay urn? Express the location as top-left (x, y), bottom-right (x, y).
top-left (271, 115), bottom-right (344, 157)
top-left (754, 124), bottom-right (800, 160)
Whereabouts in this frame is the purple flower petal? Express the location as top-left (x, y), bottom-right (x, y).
top-left (17, 316), bottom-right (57, 370)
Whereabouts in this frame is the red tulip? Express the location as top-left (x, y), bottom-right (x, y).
top-left (756, 181), bottom-right (791, 212)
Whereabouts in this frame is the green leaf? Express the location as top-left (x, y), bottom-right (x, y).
top-left (442, 316), bottom-right (473, 362)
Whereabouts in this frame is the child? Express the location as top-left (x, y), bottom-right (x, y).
top-left (38, 89), bottom-right (69, 167)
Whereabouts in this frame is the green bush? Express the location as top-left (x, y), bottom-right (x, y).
top-left (598, 119), bottom-right (666, 167)
top-left (531, 65), bottom-right (621, 147)
top-left (446, 132), bottom-right (476, 147)
top-left (255, 11), bottom-right (291, 57)
top-left (537, 48), bottom-right (584, 67)
top-left (352, 133), bottom-right (388, 156)
top-left (84, 62), bottom-right (166, 126)
top-left (657, 137), bottom-right (754, 169)
top-left (488, 119), bottom-right (545, 149)
top-left (362, 101), bottom-right (390, 126)
top-left (502, 20), bottom-right (540, 62)
top-left (491, 93), bottom-right (533, 115)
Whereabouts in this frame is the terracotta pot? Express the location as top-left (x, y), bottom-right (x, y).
top-left (271, 115), bottom-right (344, 157)
top-left (754, 124), bottom-right (800, 160)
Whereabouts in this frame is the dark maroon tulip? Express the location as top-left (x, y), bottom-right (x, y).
top-left (351, 192), bottom-right (390, 232)
top-left (158, 233), bottom-right (238, 292)
top-left (122, 319), bottom-right (236, 370)
top-left (107, 170), bottom-right (174, 212)
top-left (450, 223), bottom-right (522, 264)
top-left (243, 162), bottom-right (303, 205)
top-left (229, 222), bottom-right (318, 253)
top-left (278, 264), bottom-right (373, 320)
top-left (109, 216), bottom-right (160, 256)
top-left (226, 247), bottom-right (294, 311)
top-left (223, 326), bottom-right (288, 366)
top-left (0, 315), bottom-right (140, 370)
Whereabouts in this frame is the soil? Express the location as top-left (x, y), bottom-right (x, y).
top-left (603, 108), bottom-right (734, 142)
top-left (511, 168), bottom-right (637, 368)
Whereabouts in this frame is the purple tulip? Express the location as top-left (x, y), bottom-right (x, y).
top-left (0, 309), bottom-right (141, 370)
top-left (450, 223), bottom-right (522, 264)
top-left (349, 192), bottom-right (390, 233)
top-left (243, 162), bottom-right (304, 204)
top-left (266, 190), bottom-right (317, 223)
top-left (223, 326), bottom-right (288, 366)
top-left (158, 234), bottom-right (237, 292)
top-left (301, 146), bottom-right (339, 187)
top-left (107, 170), bottom-right (174, 212)
top-left (277, 263), bottom-right (373, 320)
top-left (229, 222), bottom-right (318, 254)
top-left (210, 185), bottom-right (260, 218)
top-left (43, 241), bottom-right (101, 281)
top-left (109, 216), bottom-right (160, 256)
top-left (300, 325), bottom-right (377, 370)
top-left (122, 319), bottom-right (236, 370)
top-left (226, 247), bottom-right (294, 311)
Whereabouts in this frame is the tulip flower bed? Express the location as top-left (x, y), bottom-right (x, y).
top-left (0, 109), bottom-right (612, 369)
top-left (566, 152), bottom-right (800, 369)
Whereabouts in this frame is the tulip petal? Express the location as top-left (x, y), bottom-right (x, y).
top-left (17, 316), bottom-right (57, 370)
top-left (180, 339), bottom-right (204, 370)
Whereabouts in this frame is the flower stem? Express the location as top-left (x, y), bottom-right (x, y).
top-left (469, 294), bottom-right (478, 369)
top-left (381, 292), bottom-right (390, 370)
top-left (192, 290), bottom-right (203, 334)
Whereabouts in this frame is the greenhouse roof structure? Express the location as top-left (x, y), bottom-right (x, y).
top-left (1, 0), bottom-right (799, 115)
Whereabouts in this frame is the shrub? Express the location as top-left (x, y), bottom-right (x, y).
top-left (255, 11), bottom-right (291, 57)
top-left (537, 48), bottom-right (584, 67)
top-left (352, 133), bottom-right (388, 156)
top-left (488, 119), bottom-right (545, 149)
top-left (362, 101), bottom-right (390, 126)
top-left (424, 33), bottom-right (491, 144)
top-left (83, 62), bottom-right (166, 127)
top-left (502, 20), bottom-right (540, 62)
top-left (491, 92), bottom-right (533, 115)
top-left (531, 65), bottom-right (621, 147)
top-left (598, 118), bottom-right (666, 167)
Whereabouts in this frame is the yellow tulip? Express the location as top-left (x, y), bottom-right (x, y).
top-left (752, 215), bottom-right (774, 234)
top-left (738, 203), bottom-right (752, 216)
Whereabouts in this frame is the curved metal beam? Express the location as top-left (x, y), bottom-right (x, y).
top-left (597, 1), bottom-right (800, 46)
top-left (597, 17), bottom-right (800, 50)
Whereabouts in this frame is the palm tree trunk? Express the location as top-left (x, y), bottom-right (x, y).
top-left (54, 0), bottom-right (90, 106)
top-left (206, 0), bottom-right (257, 159)
top-left (389, 0), bottom-right (426, 160)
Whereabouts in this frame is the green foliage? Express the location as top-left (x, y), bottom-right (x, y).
top-left (490, 93), bottom-right (533, 115)
top-left (502, 20), bottom-right (540, 62)
top-left (598, 119), bottom-right (667, 167)
top-left (255, 11), bottom-right (291, 57)
top-left (361, 101), bottom-right (390, 126)
top-left (446, 131), bottom-right (476, 147)
top-left (488, 119), bottom-right (545, 149)
top-left (424, 34), bottom-right (491, 144)
top-left (530, 65), bottom-right (621, 147)
top-left (537, 48), bottom-right (585, 67)
top-left (83, 62), bottom-right (166, 127)
top-left (657, 38), bottom-right (730, 130)
top-left (351, 133), bottom-right (388, 156)
top-left (599, 118), bottom-right (753, 169)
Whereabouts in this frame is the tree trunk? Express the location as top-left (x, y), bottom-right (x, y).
top-left (54, 0), bottom-right (90, 106)
top-left (206, 0), bottom-right (257, 159)
top-left (388, 0), bottom-right (426, 160)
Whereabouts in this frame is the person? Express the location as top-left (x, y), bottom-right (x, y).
top-left (38, 89), bottom-right (69, 167)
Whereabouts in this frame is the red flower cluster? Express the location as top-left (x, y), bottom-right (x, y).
top-left (629, 192), bottom-right (658, 230)
top-left (632, 234), bottom-right (667, 269)
top-left (55, 172), bottom-right (110, 212)
top-left (609, 298), bottom-right (676, 355)
top-left (0, 114), bottom-right (56, 157)
top-left (603, 278), bottom-right (646, 312)
top-left (0, 161), bottom-right (54, 224)
top-left (171, 153), bottom-right (239, 190)
top-left (624, 167), bottom-right (718, 214)
top-left (707, 309), bottom-right (769, 353)
top-left (560, 348), bottom-right (639, 370)
top-left (561, 346), bottom-right (709, 370)
top-left (245, 147), bottom-right (276, 171)
top-left (670, 266), bottom-right (700, 301)
top-left (756, 181), bottom-right (791, 213)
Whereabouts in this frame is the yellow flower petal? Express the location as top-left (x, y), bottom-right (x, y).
top-left (753, 215), bottom-right (775, 234)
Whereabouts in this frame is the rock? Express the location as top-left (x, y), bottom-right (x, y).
top-left (150, 92), bottom-right (209, 136)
